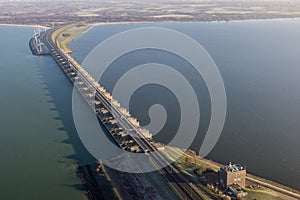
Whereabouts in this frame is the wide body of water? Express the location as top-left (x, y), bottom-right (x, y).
top-left (0, 18), bottom-right (299, 199)
top-left (0, 26), bottom-right (93, 199)
top-left (70, 19), bottom-right (300, 190)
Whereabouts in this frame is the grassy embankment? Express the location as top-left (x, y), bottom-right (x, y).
top-left (51, 23), bottom-right (91, 53)
top-left (162, 146), bottom-right (298, 200)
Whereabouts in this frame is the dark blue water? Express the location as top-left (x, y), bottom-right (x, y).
top-left (70, 19), bottom-right (300, 190)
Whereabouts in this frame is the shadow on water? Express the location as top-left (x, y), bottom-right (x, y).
top-left (60, 184), bottom-right (87, 191)
top-left (68, 184), bottom-right (87, 191)
top-left (61, 138), bottom-right (72, 144)
top-left (33, 53), bottom-right (126, 196)
top-left (57, 127), bottom-right (65, 131)
top-left (34, 55), bottom-right (96, 165)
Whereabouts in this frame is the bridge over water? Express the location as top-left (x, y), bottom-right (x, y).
top-left (29, 28), bottom-right (208, 200)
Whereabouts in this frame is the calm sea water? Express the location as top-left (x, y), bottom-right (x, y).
top-left (0, 26), bottom-right (93, 199)
top-left (70, 19), bottom-right (300, 190)
top-left (0, 19), bottom-right (299, 200)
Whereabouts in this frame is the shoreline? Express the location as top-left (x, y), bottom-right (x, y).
top-left (60, 17), bottom-right (300, 49)
top-left (88, 17), bottom-right (300, 28)
top-left (2, 16), bottom-right (300, 29)
top-left (0, 23), bottom-right (47, 28)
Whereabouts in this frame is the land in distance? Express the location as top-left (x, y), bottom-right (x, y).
top-left (1, 0), bottom-right (300, 26)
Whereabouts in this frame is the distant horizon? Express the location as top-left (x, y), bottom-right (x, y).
top-left (2, 0), bottom-right (300, 26)
top-left (1, 0), bottom-right (300, 2)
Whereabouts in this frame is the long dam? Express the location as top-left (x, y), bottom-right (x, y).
top-left (29, 27), bottom-right (206, 200)
top-left (28, 26), bottom-right (300, 200)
